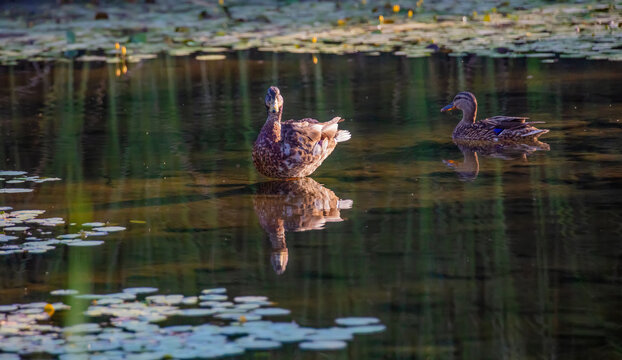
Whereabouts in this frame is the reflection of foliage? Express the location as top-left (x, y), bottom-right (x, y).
top-left (0, 52), bottom-right (621, 359)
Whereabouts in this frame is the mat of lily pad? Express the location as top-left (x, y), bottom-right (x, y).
top-left (0, 0), bottom-right (620, 64)
top-left (0, 287), bottom-right (384, 358)
top-left (0, 170), bottom-right (125, 256)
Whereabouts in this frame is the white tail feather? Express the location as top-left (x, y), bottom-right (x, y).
top-left (338, 199), bottom-right (353, 209)
top-left (335, 130), bottom-right (351, 143)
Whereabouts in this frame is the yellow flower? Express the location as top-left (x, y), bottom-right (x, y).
top-left (393, 4), bottom-right (400, 13)
top-left (378, 15), bottom-right (384, 24)
top-left (218, 0), bottom-right (224, 5)
top-left (416, 0), bottom-right (423, 7)
top-left (121, 46), bottom-right (127, 56)
top-left (337, 18), bottom-right (346, 26)
top-left (312, 55), bottom-right (318, 64)
top-left (472, 11), bottom-right (478, 18)
top-left (116, 68), bottom-right (121, 77)
top-left (44, 304), bottom-right (55, 317)
top-left (122, 65), bottom-right (128, 74)
top-left (408, 9), bottom-right (413, 18)
top-left (114, 42), bottom-right (120, 50)
top-left (312, 36), bottom-right (317, 43)
top-left (483, 13), bottom-right (491, 22)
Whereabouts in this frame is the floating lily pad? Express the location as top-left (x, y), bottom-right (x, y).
top-left (0, 235), bottom-right (18, 242)
top-left (58, 234), bottom-right (82, 239)
top-left (0, 171), bottom-right (27, 176)
top-left (82, 222), bottom-right (106, 227)
top-left (0, 305), bottom-right (18, 312)
top-left (202, 288), bottom-right (227, 294)
top-left (177, 308), bottom-right (217, 317)
top-left (346, 325), bottom-right (387, 334)
top-left (51, 289), bottom-right (80, 296)
top-left (123, 287), bottom-right (159, 294)
top-left (93, 226), bottom-right (126, 232)
top-left (66, 240), bottom-right (105, 247)
top-left (235, 337), bottom-right (281, 350)
top-left (200, 294), bottom-right (228, 301)
top-left (252, 308), bottom-right (291, 316)
top-left (3, 226), bottom-right (29, 231)
top-left (195, 54), bottom-right (227, 61)
top-left (234, 296), bottom-right (268, 303)
top-left (299, 340), bottom-right (347, 350)
top-left (335, 317), bottom-right (380, 326)
top-left (0, 188), bottom-right (33, 193)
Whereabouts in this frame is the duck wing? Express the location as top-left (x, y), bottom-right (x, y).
top-left (481, 116), bottom-right (545, 129)
top-left (480, 116), bottom-right (548, 139)
top-left (281, 117), bottom-right (344, 143)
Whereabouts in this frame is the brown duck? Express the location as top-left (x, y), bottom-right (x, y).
top-left (253, 178), bottom-right (352, 274)
top-left (441, 92), bottom-right (549, 143)
top-left (252, 86), bottom-right (351, 178)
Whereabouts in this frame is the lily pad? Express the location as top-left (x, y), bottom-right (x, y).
top-left (299, 340), bottom-right (347, 350)
top-left (196, 54), bottom-right (226, 61)
top-left (93, 226), bottom-right (126, 232)
top-left (51, 289), bottom-right (80, 296)
top-left (0, 188), bottom-right (33, 193)
top-left (335, 317), bottom-right (380, 326)
top-left (66, 240), bottom-right (105, 247)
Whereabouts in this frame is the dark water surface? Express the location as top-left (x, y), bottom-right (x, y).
top-left (1, 52), bottom-right (622, 359)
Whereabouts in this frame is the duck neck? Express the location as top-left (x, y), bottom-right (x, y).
top-left (260, 110), bottom-right (283, 142)
top-left (269, 220), bottom-right (286, 250)
top-left (460, 102), bottom-right (477, 124)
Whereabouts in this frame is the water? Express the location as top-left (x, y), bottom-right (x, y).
top-left (1, 52), bottom-right (622, 359)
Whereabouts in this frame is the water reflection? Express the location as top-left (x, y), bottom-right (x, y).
top-left (444, 141), bottom-right (550, 181)
top-left (253, 178), bottom-right (353, 274)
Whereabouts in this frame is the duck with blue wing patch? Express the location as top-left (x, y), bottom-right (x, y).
top-left (441, 92), bottom-right (549, 143)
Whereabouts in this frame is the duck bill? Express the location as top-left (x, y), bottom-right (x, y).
top-left (268, 101), bottom-right (280, 114)
top-left (440, 103), bottom-right (455, 112)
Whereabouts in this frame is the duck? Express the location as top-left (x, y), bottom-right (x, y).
top-left (252, 86), bottom-right (351, 178)
top-left (441, 92), bottom-right (549, 143)
top-left (253, 178), bottom-right (353, 274)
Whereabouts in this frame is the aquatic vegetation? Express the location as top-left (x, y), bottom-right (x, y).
top-left (0, 1), bottom-right (619, 64)
top-left (0, 171), bottom-right (61, 194)
top-left (0, 288), bottom-right (384, 358)
top-left (0, 172), bottom-right (126, 255)
top-left (0, 207), bottom-right (125, 255)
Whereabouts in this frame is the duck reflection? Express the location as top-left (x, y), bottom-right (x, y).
top-left (444, 140), bottom-right (550, 181)
top-left (253, 178), bottom-right (353, 275)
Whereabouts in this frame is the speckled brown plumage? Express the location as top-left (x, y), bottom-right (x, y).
top-left (442, 91), bottom-right (549, 143)
top-left (252, 86), bottom-right (350, 178)
top-left (253, 178), bottom-right (353, 274)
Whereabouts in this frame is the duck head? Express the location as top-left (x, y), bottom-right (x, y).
top-left (265, 86), bottom-right (284, 115)
top-left (441, 91), bottom-right (478, 123)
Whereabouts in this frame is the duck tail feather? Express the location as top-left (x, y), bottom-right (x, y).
top-left (335, 130), bottom-right (351, 143)
top-left (521, 129), bottom-right (549, 138)
top-left (338, 199), bottom-right (353, 209)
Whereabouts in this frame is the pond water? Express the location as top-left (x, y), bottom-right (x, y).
top-left (1, 52), bottom-right (622, 359)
